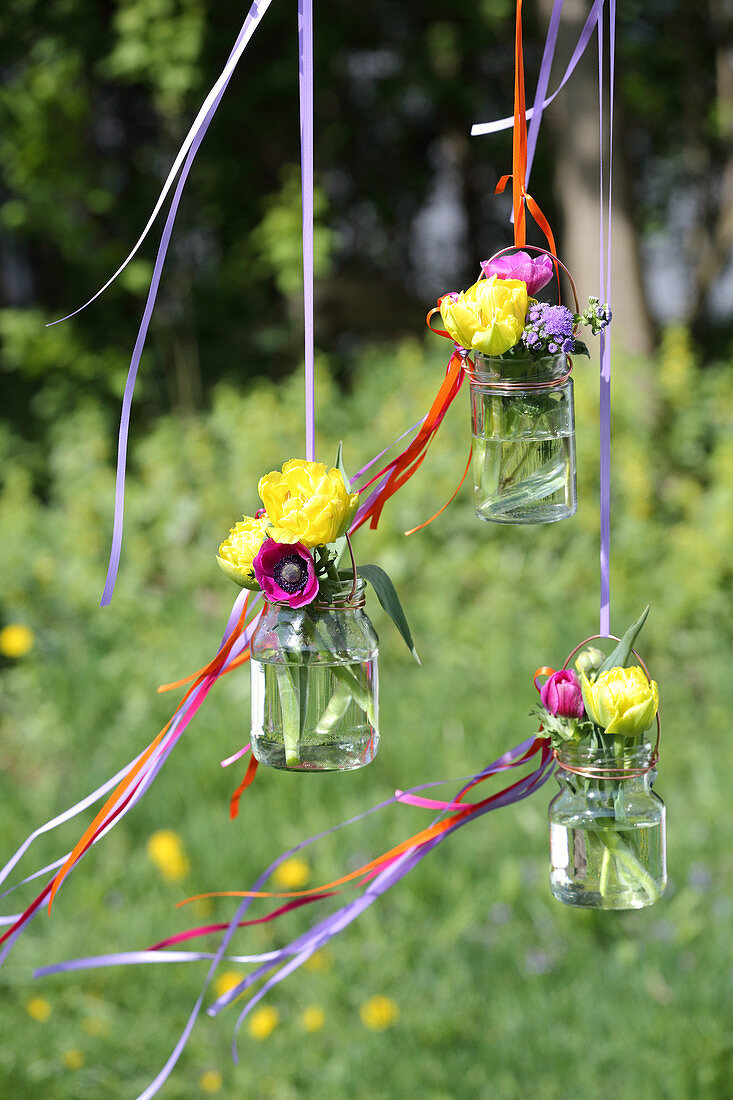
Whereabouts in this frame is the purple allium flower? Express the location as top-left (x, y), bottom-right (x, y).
top-left (561, 337), bottom-right (575, 353)
top-left (253, 539), bottom-right (319, 608)
top-left (540, 305), bottom-right (574, 338)
top-left (481, 251), bottom-right (554, 296)
top-left (548, 342), bottom-right (559, 354)
top-left (540, 670), bottom-right (585, 719)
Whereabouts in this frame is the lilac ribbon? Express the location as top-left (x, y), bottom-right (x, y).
top-left (36, 738), bottom-right (553, 1096)
top-left (525, 0), bottom-right (564, 186)
top-left (82, 3), bottom-right (274, 605)
top-left (471, 0), bottom-right (604, 138)
top-left (598, 0), bottom-right (616, 634)
top-left (299, 0), bottom-right (315, 462)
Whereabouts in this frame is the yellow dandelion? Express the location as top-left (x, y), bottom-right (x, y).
top-left (247, 1005), bottom-right (279, 1041)
top-left (147, 829), bottom-right (190, 883)
top-left (81, 1016), bottom-right (109, 1037)
top-left (198, 1070), bottom-right (223, 1093)
top-left (26, 996), bottom-right (51, 1022)
top-left (214, 971), bottom-right (243, 1000)
top-left (359, 995), bottom-right (399, 1031)
top-left (61, 1049), bottom-right (85, 1070)
top-left (273, 857), bottom-right (311, 890)
top-left (300, 1005), bottom-right (325, 1033)
top-left (0, 623), bottom-right (34, 658)
top-left (303, 949), bottom-right (333, 973)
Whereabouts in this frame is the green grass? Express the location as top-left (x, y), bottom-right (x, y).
top-left (1, 331), bottom-right (731, 1098)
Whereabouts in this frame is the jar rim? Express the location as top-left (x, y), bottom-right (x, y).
top-left (555, 739), bottom-right (656, 778)
top-left (312, 576), bottom-right (366, 609)
top-left (466, 351), bottom-right (570, 388)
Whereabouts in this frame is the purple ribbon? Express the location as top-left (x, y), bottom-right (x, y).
top-left (35, 739), bottom-right (553, 1096)
top-left (471, 0), bottom-right (604, 138)
top-left (598, 0), bottom-right (616, 634)
top-left (525, 0), bottom-right (564, 186)
top-left (299, 0), bottom-right (315, 462)
top-left (64, 3), bottom-right (274, 606)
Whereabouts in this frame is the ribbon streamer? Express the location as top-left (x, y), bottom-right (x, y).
top-left (471, 0), bottom-right (604, 139)
top-left (598, 0), bottom-right (616, 635)
top-left (299, 0), bottom-right (315, 461)
top-left (36, 739), bottom-right (553, 1097)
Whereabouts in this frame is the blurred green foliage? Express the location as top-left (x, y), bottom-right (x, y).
top-left (0, 334), bottom-right (731, 1098)
top-left (0, 2), bottom-right (731, 1096)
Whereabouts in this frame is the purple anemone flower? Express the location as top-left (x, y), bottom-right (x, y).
top-left (540, 669), bottom-right (585, 719)
top-left (481, 250), bottom-right (554, 296)
top-left (253, 539), bottom-right (319, 608)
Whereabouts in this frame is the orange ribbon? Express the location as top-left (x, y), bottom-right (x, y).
top-left (230, 754), bottom-right (259, 820)
top-left (533, 666), bottom-right (556, 692)
top-left (47, 596), bottom-right (255, 909)
top-left (352, 349), bottom-right (465, 533)
top-left (178, 738), bottom-right (548, 905)
top-left (495, 0), bottom-right (557, 259)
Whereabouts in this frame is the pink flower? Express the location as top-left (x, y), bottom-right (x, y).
top-left (540, 669), bottom-right (584, 719)
top-left (481, 251), bottom-right (554, 296)
top-left (253, 539), bottom-right (319, 608)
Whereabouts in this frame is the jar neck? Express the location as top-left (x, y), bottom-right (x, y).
top-left (555, 740), bottom-right (654, 781)
top-left (467, 351), bottom-right (569, 388)
top-left (311, 576), bottom-right (366, 611)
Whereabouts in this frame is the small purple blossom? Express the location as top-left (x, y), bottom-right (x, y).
top-left (540, 305), bottom-right (575, 338)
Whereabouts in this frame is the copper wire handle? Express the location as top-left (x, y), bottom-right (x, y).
top-left (467, 368), bottom-right (572, 391)
top-left (553, 633), bottom-right (661, 780)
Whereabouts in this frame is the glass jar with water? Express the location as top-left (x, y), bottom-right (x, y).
top-left (250, 579), bottom-right (379, 771)
top-left (549, 741), bottom-right (666, 909)
top-left (467, 351), bottom-right (576, 523)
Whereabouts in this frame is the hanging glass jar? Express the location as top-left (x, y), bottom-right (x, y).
top-left (548, 739), bottom-right (666, 910)
top-left (467, 351), bottom-right (576, 524)
top-left (250, 578), bottom-right (379, 772)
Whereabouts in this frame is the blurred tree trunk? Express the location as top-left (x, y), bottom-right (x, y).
top-left (536, 0), bottom-right (655, 356)
top-left (688, 0), bottom-right (733, 336)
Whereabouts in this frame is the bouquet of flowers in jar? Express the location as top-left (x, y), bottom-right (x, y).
top-left (433, 249), bottom-right (611, 525)
top-left (534, 607), bottom-right (666, 910)
top-left (217, 455), bottom-right (418, 772)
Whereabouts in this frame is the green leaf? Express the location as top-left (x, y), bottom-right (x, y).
top-left (356, 564), bottom-right (421, 665)
top-left (571, 340), bottom-right (591, 358)
top-left (334, 440), bottom-right (351, 491)
top-left (596, 606), bottom-right (650, 678)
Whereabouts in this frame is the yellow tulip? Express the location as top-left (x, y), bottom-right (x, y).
top-left (439, 275), bottom-right (528, 356)
top-left (580, 666), bottom-right (659, 737)
top-left (258, 459), bottom-right (359, 548)
top-left (217, 515), bottom-right (269, 589)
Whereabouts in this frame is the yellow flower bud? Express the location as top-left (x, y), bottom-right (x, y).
top-left (580, 666), bottom-right (659, 738)
top-left (258, 459), bottom-right (359, 548)
top-left (217, 515), bottom-right (269, 589)
top-left (439, 276), bottom-right (528, 356)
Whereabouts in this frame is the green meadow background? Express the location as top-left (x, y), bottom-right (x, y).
top-left (1, 1), bottom-right (732, 1097)
top-left (1, 335), bottom-right (732, 1099)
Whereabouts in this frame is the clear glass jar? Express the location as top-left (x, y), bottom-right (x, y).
top-left (549, 741), bottom-right (666, 909)
top-left (250, 579), bottom-right (379, 772)
top-left (467, 352), bottom-right (576, 523)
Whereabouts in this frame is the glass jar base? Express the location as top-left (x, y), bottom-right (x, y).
top-left (549, 877), bottom-right (663, 911)
top-left (251, 734), bottom-right (378, 772)
top-left (474, 502), bottom-right (576, 524)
